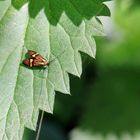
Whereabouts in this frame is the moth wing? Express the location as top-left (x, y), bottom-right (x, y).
top-left (33, 55), bottom-right (48, 66)
top-left (35, 54), bottom-right (47, 62)
top-left (23, 50), bottom-right (49, 67)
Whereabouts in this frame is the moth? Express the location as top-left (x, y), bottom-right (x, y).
top-left (23, 50), bottom-right (49, 139)
top-left (23, 50), bottom-right (49, 68)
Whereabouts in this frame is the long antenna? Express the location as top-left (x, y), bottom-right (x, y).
top-left (49, 49), bottom-right (66, 64)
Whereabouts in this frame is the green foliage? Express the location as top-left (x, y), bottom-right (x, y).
top-left (0, 0), bottom-right (110, 140)
top-left (79, 0), bottom-right (140, 135)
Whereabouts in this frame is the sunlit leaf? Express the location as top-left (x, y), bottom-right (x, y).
top-left (0, 0), bottom-right (111, 139)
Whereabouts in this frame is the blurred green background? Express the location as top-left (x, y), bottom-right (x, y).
top-left (23, 0), bottom-right (140, 139)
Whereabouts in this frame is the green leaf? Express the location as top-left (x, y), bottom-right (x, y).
top-left (0, 0), bottom-right (111, 140)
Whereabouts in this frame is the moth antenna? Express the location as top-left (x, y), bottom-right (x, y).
top-left (49, 49), bottom-right (66, 64)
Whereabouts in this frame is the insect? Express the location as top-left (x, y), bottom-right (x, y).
top-left (23, 50), bottom-right (49, 140)
top-left (23, 50), bottom-right (49, 68)
top-left (23, 49), bottom-right (66, 140)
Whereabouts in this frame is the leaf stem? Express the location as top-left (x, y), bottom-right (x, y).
top-left (35, 110), bottom-right (44, 140)
top-left (35, 70), bottom-right (46, 140)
